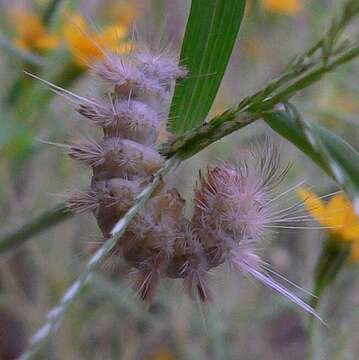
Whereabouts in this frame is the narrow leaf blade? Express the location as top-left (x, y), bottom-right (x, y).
top-left (169, 0), bottom-right (246, 134)
top-left (264, 104), bottom-right (359, 213)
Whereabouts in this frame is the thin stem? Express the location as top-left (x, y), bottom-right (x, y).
top-left (262, 45), bottom-right (359, 110)
top-left (16, 156), bottom-right (180, 360)
top-left (162, 44), bottom-right (359, 159)
top-left (0, 203), bottom-right (72, 253)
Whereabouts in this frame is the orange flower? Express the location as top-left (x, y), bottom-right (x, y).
top-left (10, 8), bottom-right (59, 52)
top-left (298, 188), bottom-right (359, 262)
top-left (262, 0), bottom-right (302, 15)
top-left (100, 1), bottom-right (137, 26)
top-left (63, 14), bottom-right (132, 67)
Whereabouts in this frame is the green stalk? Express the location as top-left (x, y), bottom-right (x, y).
top-left (163, 44), bottom-right (359, 159)
top-left (261, 45), bottom-right (359, 110)
top-left (0, 204), bottom-right (71, 253)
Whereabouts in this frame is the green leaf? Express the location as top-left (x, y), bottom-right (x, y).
top-left (169, 0), bottom-right (246, 134)
top-left (307, 234), bottom-right (350, 356)
top-left (264, 103), bottom-right (359, 213)
top-left (310, 235), bottom-right (350, 309)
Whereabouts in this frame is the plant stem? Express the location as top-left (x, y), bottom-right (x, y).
top-left (0, 203), bottom-right (72, 253)
top-left (163, 44), bottom-right (359, 159)
top-left (16, 156), bottom-right (179, 360)
top-left (262, 45), bottom-right (359, 110)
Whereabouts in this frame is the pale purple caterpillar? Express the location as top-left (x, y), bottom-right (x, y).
top-left (32, 38), bottom-right (320, 321)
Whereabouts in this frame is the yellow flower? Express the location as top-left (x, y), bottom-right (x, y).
top-left (10, 8), bottom-right (59, 52)
top-left (262, 0), bottom-right (302, 15)
top-left (298, 188), bottom-right (359, 262)
top-left (99, 1), bottom-right (137, 26)
top-left (63, 14), bottom-right (132, 67)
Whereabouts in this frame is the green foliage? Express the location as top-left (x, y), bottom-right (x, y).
top-left (169, 0), bottom-right (246, 134)
top-left (310, 235), bottom-right (350, 309)
top-left (162, 44), bottom-right (359, 159)
top-left (2, 2), bottom-right (359, 358)
top-left (265, 104), bottom-right (359, 341)
top-left (3, 0), bottom-right (359, 255)
top-left (164, 0), bottom-right (359, 158)
top-left (265, 103), bottom-right (359, 210)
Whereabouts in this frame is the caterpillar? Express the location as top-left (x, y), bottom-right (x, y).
top-left (32, 38), bottom-right (319, 320)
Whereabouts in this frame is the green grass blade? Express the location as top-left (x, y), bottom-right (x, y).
top-left (264, 103), bottom-right (359, 212)
top-left (169, 0), bottom-right (246, 134)
top-left (0, 203), bottom-right (72, 254)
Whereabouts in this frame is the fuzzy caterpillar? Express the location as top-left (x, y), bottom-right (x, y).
top-left (34, 37), bottom-right (320, 320)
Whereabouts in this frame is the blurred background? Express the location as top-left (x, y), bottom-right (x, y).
top-left (0, 0), bottom-right (358, 359)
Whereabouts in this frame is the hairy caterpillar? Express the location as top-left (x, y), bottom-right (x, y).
top-left (31, 36), bottom-right (320, 321)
